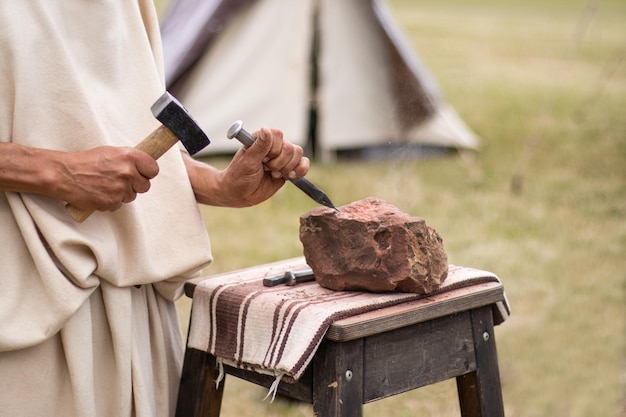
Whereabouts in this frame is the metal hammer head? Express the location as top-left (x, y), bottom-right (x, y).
top-left (151, 92), bottom-right (210, 155)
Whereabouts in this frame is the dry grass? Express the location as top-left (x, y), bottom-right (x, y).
top-left (175, 0), bottom-right (626, 415)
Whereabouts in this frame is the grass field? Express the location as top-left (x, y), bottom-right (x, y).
top-left (173, 1), bottom-right (626, 415)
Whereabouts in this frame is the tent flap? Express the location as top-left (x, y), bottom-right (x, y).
top-left (160, 0), bottom-right (479, 158)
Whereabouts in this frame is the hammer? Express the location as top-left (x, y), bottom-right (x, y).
top-left (66, 92), bottom-right (210, 223)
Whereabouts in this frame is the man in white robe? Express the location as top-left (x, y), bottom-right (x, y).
top-left (0, 1), bottom-right (309, 416)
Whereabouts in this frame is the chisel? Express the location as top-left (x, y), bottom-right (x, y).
top-left (227, 120), bottom-right (337, 210)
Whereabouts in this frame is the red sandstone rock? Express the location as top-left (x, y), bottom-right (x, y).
top-left (299, 197), bottom-right (448, 294)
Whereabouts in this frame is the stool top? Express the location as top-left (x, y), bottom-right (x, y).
top-left (184, 257), bottom-right (509, 381)
top-left (327, 281), bottom-right (506, 341)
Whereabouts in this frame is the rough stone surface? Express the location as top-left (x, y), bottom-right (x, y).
top-left (299, 197), bottom-right (448, 294)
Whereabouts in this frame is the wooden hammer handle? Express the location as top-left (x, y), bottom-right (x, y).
top-left (133, 125), bottom-right (179, 159)
top-left (65, 126), bottom-right (179, 223)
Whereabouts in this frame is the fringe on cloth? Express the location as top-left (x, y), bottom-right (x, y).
top-left (262, 372), bottom-right (285, 403)
top-left (215, 357), bottom-right (285, 402)
top-left (214, 358), bottom-right (225, 390)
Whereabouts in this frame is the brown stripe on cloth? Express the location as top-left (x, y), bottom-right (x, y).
top-left (187, 257), bottom-right (506, 384)
top-left (264, 289), bottom-right (364, 370)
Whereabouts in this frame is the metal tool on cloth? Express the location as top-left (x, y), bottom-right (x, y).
top-left (227, 120), bottom-right (337, 210)
top-left (263, 268), bottom-right (315, 287)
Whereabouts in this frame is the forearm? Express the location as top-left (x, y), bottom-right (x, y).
top-left (182, 152), bottom-right (241, 207)
top-left (181, 152), bottom-right (222, 206)
top-left (0, 143), bottom-right (65, 196)
top-left (1, 142), bottom-right (159, 211)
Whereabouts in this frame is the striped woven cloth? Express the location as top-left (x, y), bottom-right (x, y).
top-left (187, 257), bottom-right (507, 387)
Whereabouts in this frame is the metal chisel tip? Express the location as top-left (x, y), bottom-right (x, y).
top-left (227, 120), bottom-right (338, 210)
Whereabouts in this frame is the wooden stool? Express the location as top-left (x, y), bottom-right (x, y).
top-left (176, 268), bottom-right (508, 417)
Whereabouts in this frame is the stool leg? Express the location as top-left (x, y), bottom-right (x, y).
top-left (199, 354), bottom-right (226, 417)
top-left (312, 339), bottom-right (364, 417)
top-left (456, 306), bottom-right (505, 417)
top-left (175, 349), bottom-right (225, 417)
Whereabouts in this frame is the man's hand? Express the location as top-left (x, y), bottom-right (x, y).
top-left (55, 146), bottom-right (159, 211)
top-left (0, 143), bottom-right (159, 212)
top-left (184, 127), bottom-right (310, 207)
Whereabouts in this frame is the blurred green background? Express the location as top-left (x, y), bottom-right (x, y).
top-left (158, 0), bottom-right (626, 415)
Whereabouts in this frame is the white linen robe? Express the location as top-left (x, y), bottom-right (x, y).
top-left (0, 2), bottom-right (213, 416)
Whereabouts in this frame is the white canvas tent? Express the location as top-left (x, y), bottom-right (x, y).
top-left (160, 0), bottom-right (479, 159)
